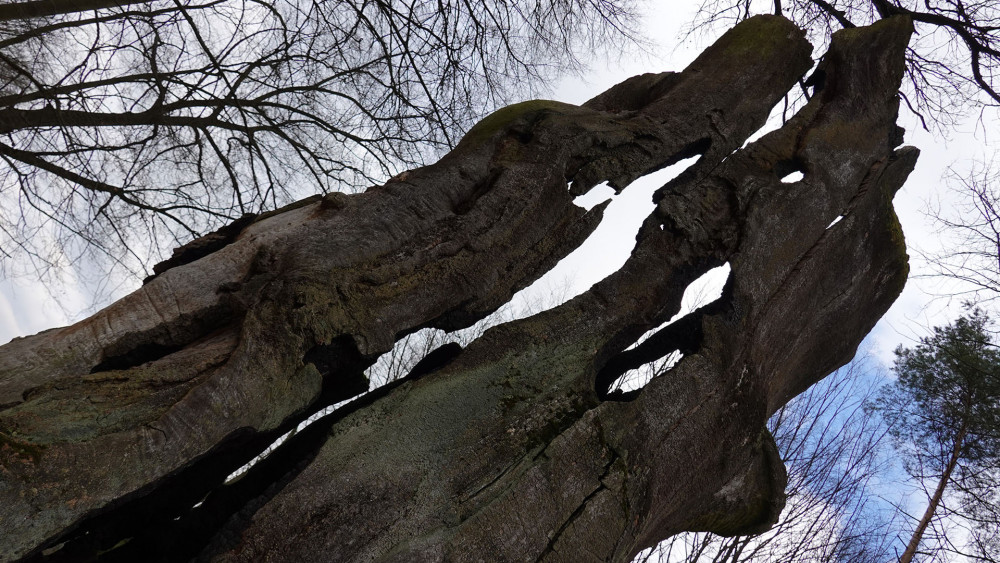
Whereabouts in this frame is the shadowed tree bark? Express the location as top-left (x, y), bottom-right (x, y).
top-left (0, 14), bottom-right (916, 562)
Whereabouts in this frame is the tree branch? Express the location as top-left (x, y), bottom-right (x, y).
top-left (0, 0), bottom-right (153, 21)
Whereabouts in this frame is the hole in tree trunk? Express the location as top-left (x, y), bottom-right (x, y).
top-left (597, 263), bottom-right (731, 400)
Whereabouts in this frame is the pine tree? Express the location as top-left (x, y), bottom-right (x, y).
top-left (874, 310), bottom-right (1000, 562)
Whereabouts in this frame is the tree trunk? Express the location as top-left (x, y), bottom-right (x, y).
top-left (898, 426), bottom-right (968, 563)
top-left (0, 15), bottom-right (916, 562)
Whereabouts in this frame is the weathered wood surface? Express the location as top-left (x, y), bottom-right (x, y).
top-left (0, 15), bottom-right (914, 562)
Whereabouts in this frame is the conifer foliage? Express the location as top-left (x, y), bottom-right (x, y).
top-left (874, 309), bottom-right (1000, 562)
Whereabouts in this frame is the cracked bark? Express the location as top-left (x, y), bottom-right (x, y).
top-left (0, 15), bottom-right (915, 563)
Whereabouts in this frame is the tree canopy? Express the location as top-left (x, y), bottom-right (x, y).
top-left (874, 309), bottom-right (1000, 562)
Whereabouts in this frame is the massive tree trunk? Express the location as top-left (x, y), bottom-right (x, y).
top-left (0, 15), bottom-right (915, 563)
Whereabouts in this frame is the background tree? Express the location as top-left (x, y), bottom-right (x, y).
top-left (0, 0), bottom-right (638, 293)
top-left (871, 309), bottom-right (1000, 562)
top-left (923, 160), bottom-right (1000, 302)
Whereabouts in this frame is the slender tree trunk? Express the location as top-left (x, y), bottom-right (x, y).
top-left (899, 425), bottom-right (968, 563)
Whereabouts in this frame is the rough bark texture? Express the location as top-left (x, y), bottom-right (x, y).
top-left (0, 15), bottom-right (915, 563)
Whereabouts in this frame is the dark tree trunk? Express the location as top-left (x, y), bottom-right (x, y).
top-left (0, 15), bottom-right (915, 563)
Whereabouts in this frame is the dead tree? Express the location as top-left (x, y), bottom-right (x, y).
top-left (0, 15), bottom-right (917, 562)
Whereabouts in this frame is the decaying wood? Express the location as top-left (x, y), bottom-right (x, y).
top-left (0, 15), bottom-right (915, 562)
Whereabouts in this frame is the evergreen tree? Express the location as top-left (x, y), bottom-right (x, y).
top-left (874, 310), bottom-right (1000, 562)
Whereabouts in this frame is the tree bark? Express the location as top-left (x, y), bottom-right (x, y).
top-left (0, 15), bottom-right (916, 562)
